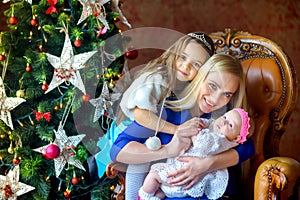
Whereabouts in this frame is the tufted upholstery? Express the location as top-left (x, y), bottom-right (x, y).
top-left (106, 29), bottom-right (299, 200)
top-left (210, 29), bottom-right (299, 200)
top-left (254, 157), bottom-right (300, 200)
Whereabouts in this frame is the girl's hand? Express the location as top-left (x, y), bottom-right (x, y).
top-left (167, 156), bottom-right (211, 189)
top-left (165, 126), bottom-right (198, 157)
top-left (176, 117), bottom-right (207, 133)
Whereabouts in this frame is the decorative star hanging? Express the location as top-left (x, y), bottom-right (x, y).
top-left (2, 0), bottom-right (32, 4)
top-left (0, 77), bottom-right (26, 130)
top-left (111, 0), bottom-right (132, 28)
top-left (89, 81), bottom-right (121, 122)
top-left (0, 166), bottom-right (35, 200)
top-left (45, 33), bottom-right (97, 94)
top-left (33, 123), bottom-right (86, 177)
top-left (77, 0), bottom-right (110, 28)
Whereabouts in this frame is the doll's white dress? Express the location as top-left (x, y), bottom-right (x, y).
top-left (152, 129), bottom-right (238, 200)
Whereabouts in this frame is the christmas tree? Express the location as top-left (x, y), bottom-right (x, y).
top-left (0, 0), bottom-right (133, 199)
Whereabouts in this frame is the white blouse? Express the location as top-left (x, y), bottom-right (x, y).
top-left (119, 72), bottom-right (168, 120)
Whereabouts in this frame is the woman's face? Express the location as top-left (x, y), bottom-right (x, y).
top-left (197, 71), bottom-right (239, 114)
top-left (175, 42), bottom-right (209, 82)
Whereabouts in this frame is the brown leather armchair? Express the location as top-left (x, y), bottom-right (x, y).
top-left (106, 29), bottom-right (300, 200)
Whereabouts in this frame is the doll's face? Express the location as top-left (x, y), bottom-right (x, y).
top-left (175, 42), bottom-right (209, 82)
top-left (213, 109), bottom-right (242, 142)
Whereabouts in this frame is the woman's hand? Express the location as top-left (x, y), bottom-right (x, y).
top-left (167, 156), bottom-right (212, 189)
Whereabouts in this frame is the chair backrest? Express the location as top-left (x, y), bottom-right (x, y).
top-left (210, 28), bottom-right (298, 198)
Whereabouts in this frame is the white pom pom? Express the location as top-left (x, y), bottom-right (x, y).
top-left (146, 136), bottom-right (161, 150)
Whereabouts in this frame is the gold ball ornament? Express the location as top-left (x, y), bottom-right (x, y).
top-left (16, 89), bottom-right (25, 98)
top-left (0, 134), bottom-right (5, 139)
top-left (8, 146), bottom-right (14, 154)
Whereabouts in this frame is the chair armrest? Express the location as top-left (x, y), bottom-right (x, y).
top-left (254, 157), bottom-right (300, 200)
top-left (106, 162), bottom-right (127, 200)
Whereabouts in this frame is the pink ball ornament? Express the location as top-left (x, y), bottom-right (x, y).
top-left (45, 144), bottom-right (60, 159)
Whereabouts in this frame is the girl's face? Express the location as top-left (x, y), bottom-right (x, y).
top-left (175, 42), bottom-right (209, 82)
top-left (213, 109), bottom-right (242, 142)
top-left (197, 71), bottom-right (239, 114)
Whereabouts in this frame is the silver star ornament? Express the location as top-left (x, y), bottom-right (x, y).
top-left (3, 0), bottom-right (32, 4)
top-left (77, 0), bottom-right (110, 28)
top-left (45, 33), bottom-right (97, 94)
top-left (0, 166), bottom-right (35, 199)
top-left (0, 77), bottom-right (26, 130)
top-left (33, 123), bottom-right (86, 177)
top-left (89, 81), bottom-right (121, 122)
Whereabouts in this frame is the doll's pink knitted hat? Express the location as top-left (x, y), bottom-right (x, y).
top-left (233, 108), bottom-right (250, 144)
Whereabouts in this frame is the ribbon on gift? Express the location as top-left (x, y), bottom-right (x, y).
top-left (46, 0), bottom-right (57, 14)
top-left (34, 111), bottom-right (51, 122)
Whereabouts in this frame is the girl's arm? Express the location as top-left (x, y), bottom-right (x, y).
top-left (134, 107), bottom-right (177, 134)
top-left (116, 125), bottom-right (199, 164)
top-left (134, 107), bottom-right (202, 134)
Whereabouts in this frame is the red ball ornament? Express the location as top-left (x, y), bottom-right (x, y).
top-left (125, 48), bottom-right (138, 60)
top-left (74, 39), bottom-right (82, 47)
top-left (71, 177), bottom-right (79, 185)
top-left (13, 157), bottom-right (20, 164)
top-left (42, 82), bottom-right (48, 91)
top-left (9, 16), bottom-right (18, 25)
top-left (0, 54), bottom-right (5, 61)
top-left (30, 19), bottom-right (38, 26)
top-left (82, 94), bottom-right (90, 102)
top-left (45, 144), bottom-right (60, 159)
top-left (63, 191), bottom-right (71, 198)
top-left (26, 64), bottom-right (32, 72)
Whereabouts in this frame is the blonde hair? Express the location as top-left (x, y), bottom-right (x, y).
top-left (167, 54), bottom-right (247, 113)
top-left (116, 33), bottom-right (214, 124)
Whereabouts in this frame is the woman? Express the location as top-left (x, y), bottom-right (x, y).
top-left (112, 54), bottom-right (255, 200)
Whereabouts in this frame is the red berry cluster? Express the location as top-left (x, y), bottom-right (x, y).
top-left (3, 184), bottom-right (14, 199)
